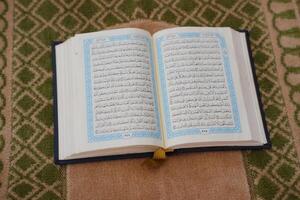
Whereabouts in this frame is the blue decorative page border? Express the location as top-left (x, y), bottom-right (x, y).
top-left (155, 32), bottom-right (241, 139)
top-left (83, 34), bottom-right (161, 143)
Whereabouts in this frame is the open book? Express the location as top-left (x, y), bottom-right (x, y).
top-left (52, 27), bottom-right (270, 164)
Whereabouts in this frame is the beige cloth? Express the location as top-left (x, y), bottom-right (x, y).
top-left (67, 20), bottom-right (251, 200)
top-left (0, 0), bottom-right (13, 199)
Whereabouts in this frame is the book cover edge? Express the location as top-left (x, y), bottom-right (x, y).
top-left (51, 41), bottom-right (61, 165)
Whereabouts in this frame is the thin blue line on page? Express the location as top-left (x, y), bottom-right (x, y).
top-left (155, 32), bottom-right (241, 139)
top-left (83, 34), bottom-right (161, 143)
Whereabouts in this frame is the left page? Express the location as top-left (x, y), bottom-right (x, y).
top-left (56, 28), bottom-right (163, 160)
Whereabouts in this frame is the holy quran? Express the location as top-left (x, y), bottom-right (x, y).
top-left (52, 27), bottom-right (270, 164)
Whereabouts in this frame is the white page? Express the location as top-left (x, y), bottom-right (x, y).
top-left (58, 28), bottom-right (163, 158)
top-left (153, 27), bottom-right (252, 148)
top-left (56, 39), bottom-right (75, 159)
top-left (232, 30), bottom-right (267, 144)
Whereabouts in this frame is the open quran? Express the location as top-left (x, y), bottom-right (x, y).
top-left (52, 27), bottom-right (270, 164)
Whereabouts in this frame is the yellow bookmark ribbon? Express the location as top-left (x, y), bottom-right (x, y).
top-left (152, 148), bottom-right (174, 160)
top-left (141, 148), bottom-right (174, 169)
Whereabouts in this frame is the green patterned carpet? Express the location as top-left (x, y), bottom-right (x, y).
top-left (2, 0), bottom-right (300, 199)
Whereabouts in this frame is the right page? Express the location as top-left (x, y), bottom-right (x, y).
top-left (153, 27), bottom-right (268, 149)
